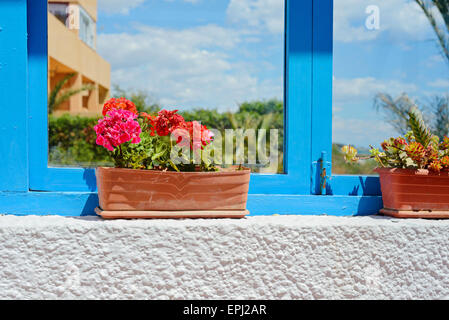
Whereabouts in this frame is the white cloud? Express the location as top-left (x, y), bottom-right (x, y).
top-left (332, 75), bottom-right (424, 146)
top-left (97, 24), bottom-right (282, 111)
top-left (333, 105), bottom-right (342, 113)
top-left (98, 0), bottom-right (145, 15)
top-left (332, 76), bottom-right (415, 146)
top-left (226, 0), bottom-right (284, 34)
top-left (164, 0), bottom-right (201, 3)
top-left (334, 0), bottom-right (441, 43)
top-left (334, 0), bottom-right (379, 43)
top-left (98, 0), bottom-right (202, 14)
top-left (333, 76), bottom-right (418, 102)
top-left (333, 116), bottom-right (397, 147)
top-left (425, 54), bottom-right (446, 68)
top-left (428, 78), bottom-right (449, 88)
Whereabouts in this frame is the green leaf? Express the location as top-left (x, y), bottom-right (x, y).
top-left (48, 73), bottom-right (76, 113)
top-left (408, 106), bottom-right (433, 147)
top-left (151, 149), bottom-right (166, 161)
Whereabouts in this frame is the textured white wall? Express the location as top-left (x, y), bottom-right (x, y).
top-left (1, 215), bottom-right (449, 299)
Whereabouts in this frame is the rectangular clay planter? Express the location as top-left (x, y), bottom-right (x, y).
top-left (375, 167), bottom-right (449, 218)
top-left (95, 166), bottom-right (251, 218)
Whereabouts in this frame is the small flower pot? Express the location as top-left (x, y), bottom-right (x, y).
top-left (95, 166), bottom-right (250, 219)
top-left (375, 167), bottom-right (449, 218)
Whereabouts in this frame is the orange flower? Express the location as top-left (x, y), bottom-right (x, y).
top-left (102, 97), bottom-right (138, 116)
top-left (405, 142), bottom-right (426, 164)
top-left (441, 156), bottom-right (449, 168)
top-left (140, 112), bottom-right (158, 136)
top-left (429, 160), bottom-right (442, 172)
top-left (440, 136), bottom-right (449, 150)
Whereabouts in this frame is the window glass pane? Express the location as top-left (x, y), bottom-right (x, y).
top-left (332, 0), bottom-right (448, 175)
top-left (47, 0), bottom-right (285, 173)
top-left (79, 7), bottom-right (95, 49)
top-left (48, 3), bottom-right (68, 25)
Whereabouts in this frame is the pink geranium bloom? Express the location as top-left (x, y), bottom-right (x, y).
top-left (187, 121), bottom-right (214, 150)
top-left (94, 109), bottom-right (141, 151)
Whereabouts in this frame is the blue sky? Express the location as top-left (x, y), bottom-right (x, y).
top-left (95, 0), bottom-right (448, 147)
top-left (96, 0), bottom-right (284, 113)
top-left (332, 0), bottom-right (448, 147)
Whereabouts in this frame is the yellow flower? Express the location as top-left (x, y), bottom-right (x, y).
top-left (341, 145), bottom-right (358, 162)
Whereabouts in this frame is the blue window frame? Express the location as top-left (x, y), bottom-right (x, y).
top-left (0, 0), bottom-right (383, 216)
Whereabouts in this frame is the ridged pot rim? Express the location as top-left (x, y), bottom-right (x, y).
top-left (374, 167), bottom-right (449, 176)
top-left (95, 166), bottom-right (251, 176)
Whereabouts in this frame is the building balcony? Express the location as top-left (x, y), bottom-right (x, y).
top-left (48, 10), bottom-right (110, 116)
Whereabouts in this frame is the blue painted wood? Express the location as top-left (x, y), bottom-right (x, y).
top-left (329, 175), bottom-right (381, 196)
top-left (311, 0), bottom-right (333, 195)
top-left (0, 0), bottom-right (29, 191)
top-left (27, 0), bottom-right (98, 192)
top-left (0, 0), bottom-right (384, 216)
top-left (248, 194), bottom-right (382, 216)
top-left (283, 0), bottom-right (313, 194)
top-left (27, 0), bottom-right (49, 192)
top-left (311, 0), bottom-right (382, 197)
top-left (27, 0), bottom-right (316, 195)
top-left (0, 192), bottom-right (99, 216)
top-left (0, 192), bottom-right (383, 216)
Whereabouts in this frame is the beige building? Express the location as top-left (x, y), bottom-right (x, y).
top-left (48, 0), bottom-right (110, 116)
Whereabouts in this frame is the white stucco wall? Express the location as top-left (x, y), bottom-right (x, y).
top-left (1, 215), bottom-right (449, 299)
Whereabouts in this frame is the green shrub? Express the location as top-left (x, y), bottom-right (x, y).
top-left (48, 114), bottom-right (112, 167)
top-left (47, 100), bottom-right (286, 171)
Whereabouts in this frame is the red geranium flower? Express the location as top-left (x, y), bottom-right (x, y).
top-left (155, 109), bottom-right (185, 136)
top-left (140, 112), bottom-right (158, 136)
top-left (142, 109), bottom-right (186, 136)
top-left (141, 109), bottom-right (213, 150)
top-left (177, 121), bottom-right (214, 150)
top-left (102, 97), bottom-right (138, 116)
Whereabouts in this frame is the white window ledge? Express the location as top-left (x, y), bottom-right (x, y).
top-left (1, 215), bottom-right (449, 299)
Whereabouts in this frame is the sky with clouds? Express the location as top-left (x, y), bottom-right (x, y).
top-left (94, 0), bottom-right (448, 147)
top-left (96, 0), bottom-right (284, 113)
top-left (333, 0), bottom-right (448, 146)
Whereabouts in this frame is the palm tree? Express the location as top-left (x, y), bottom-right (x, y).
top-left (416, 0), bottom-right (449, 63)
top-left (226, 109), bottom-right (283, 173)
top-left (48, 72), bottom-right (93, 114)
top-left (374, 0), bottom-right (449, 139)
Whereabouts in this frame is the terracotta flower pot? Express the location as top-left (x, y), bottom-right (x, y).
top-left (95, 166), bottom-right (251, 219)
top-left (375, 167), bottom-right (449, 218)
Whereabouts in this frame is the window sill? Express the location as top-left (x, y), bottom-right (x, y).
top-left (0, 192), bottom-right (383, 216)
top-left (1, 215), bottom-right (448, 299)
